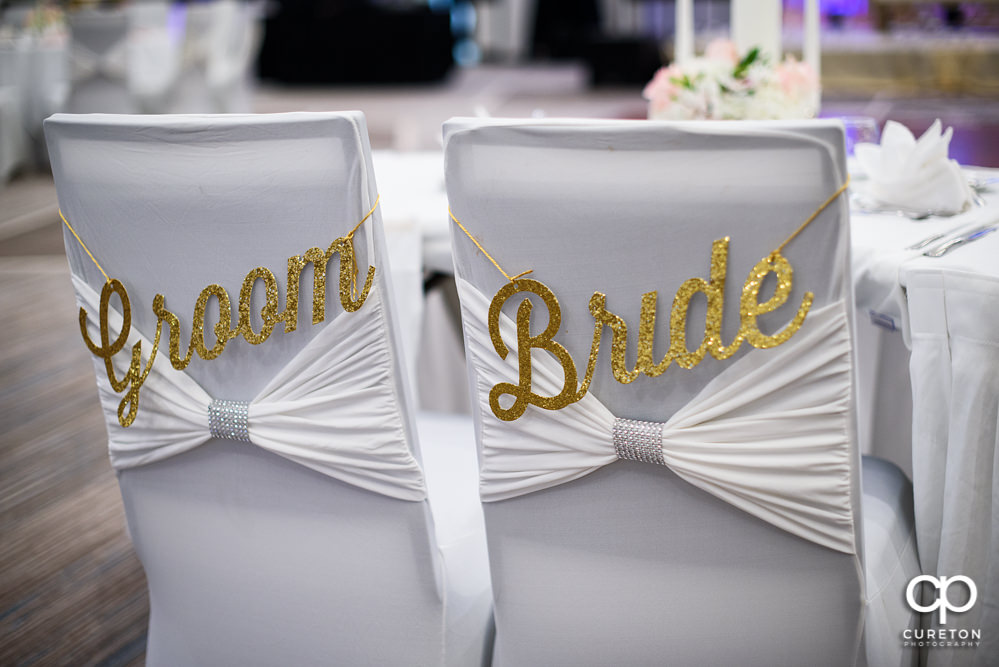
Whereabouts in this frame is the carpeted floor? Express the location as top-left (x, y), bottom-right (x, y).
top-left (0, 256), bottom-right (147, 666)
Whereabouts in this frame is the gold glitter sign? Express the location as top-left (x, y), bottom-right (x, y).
top-left (451, 178), bottom-right (848, 422)
top-left (63, 201), bottom-right (379, 428)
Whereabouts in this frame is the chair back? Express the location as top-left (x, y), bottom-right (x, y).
top-left (444, 118), bottom-right (866, 666)
top-left (67, 9), bottom-right (133, 113)
top-left (45, 111), bottom-right (450, 666)
top-left (206, 0), bottom-right (262, 113)
top-left (169, 2), bottom-right (214, 113)
top-left (126, 2), bottom-right (182, 113)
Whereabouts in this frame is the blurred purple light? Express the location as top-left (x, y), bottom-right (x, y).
top-left (783, 0), bottom-right (868, 17)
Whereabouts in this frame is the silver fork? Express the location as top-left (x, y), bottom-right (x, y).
top-left (923, 225), bottom-right (998, 257)
top-left (905, 211), bottom-right (997, 251)
top-left (906, 223), bottom-right (976, 250)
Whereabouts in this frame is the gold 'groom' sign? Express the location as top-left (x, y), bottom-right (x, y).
top-left (63, 202), bottom-right (379, 428)
top-left (451, 178), bottom-right (849, 422)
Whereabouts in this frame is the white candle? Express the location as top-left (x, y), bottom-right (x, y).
top-left (675, 0), bottom-right (694, 65)
top-left (731, 0), bottom-right (782, 62)
top-left (804, 0), bottom-right (821, 77)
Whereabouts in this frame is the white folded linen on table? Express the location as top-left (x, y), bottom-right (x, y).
top-left (855, 120), bottom-right (973, 216)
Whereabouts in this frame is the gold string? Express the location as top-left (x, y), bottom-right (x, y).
top-left (450, 177), bottom-right (851, 280)
top-left (348, 194), bottom-right (380, 238)
top-left (774, 175), bottom-right (851, 256)
top-left (345, 195), bottom-right (381, 298)
top-left (449, 208), bottom-right (533, 283)
top-left (60, 196), bottom-right (381, 297)
top-left (60, 209), bottom-right (110, 284)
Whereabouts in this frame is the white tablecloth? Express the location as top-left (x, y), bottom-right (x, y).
top-left (851, 169), bottom-right (999, 666)
top-left (851, 170), bottom-right (999, 472)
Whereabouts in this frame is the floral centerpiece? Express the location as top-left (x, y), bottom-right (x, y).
top-left (643, 39), bottom-right (818, 121)
top-left (0, 1), bottom-right (67, 45)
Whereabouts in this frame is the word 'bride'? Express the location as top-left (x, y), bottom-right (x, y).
top-left (486, 238), bottom-right (811, 421)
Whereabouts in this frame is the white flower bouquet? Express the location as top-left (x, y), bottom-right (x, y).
top-left (643, 39), bottom-right (819, 121)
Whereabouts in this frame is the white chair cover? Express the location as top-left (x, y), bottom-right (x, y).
top-left (206, 0), bottom-right (261, 114)
top-left (445, 117), bottom-right (920, 666)
top-left (168, 3), bottom-right (214, 113)
top-left (904, 267), bottom-right (999, 667)
top-left (0, 33), bottom-right (67, 172)
top-left (45, 111), bottom-right (492, 666)
top-left (25, 41), bottom-right (68, 142)
top-left (0, 42), bottom-right (27, 182)
top-left (66, 8), bottom-right (133, 113)
top-left (126, 1), bottom-right (182, 114)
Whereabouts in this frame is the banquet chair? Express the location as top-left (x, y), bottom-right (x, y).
top-left (168, 2), bottom-right (215, 113)
top-left (45, 111), bottom-right (492, 667)
top-left (205, 0), bottom-right (262, 114)
top-left (444, 117), bottom-right (920, 667)
top-left (66, 8), bottom-right (134, 113)
top-left (0, 47), bottom-right (27, 183)
top-left (126, 2), bottom-right (182, 114)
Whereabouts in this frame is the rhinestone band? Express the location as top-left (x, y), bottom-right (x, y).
top-left (208, 400), bottom-right (251, 442)
top-left (613, 418), bottom-right (666, 465)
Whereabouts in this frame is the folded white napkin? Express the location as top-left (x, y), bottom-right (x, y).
top-left (854, 119), bottom-right (972, 215)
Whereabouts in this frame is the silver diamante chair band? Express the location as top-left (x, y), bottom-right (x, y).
top-left (613, 418), bottom-right (666, 465)
top-left (209, 400), bottom-right (251, 442)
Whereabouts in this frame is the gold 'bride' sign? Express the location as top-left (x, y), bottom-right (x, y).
top-left (62, 201), bottom-right (379, 428)
top-left (451, 178), bottom-right (848, 422)
top-left (485, 242), bottom-right (809, 421)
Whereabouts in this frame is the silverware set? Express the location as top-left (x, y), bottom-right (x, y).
top-left (851, 194), bottom-right (970, 220)
top-left (850, 189), bottom-right (987, 221)
top-left (851, 174), bottom-right (993, 221)
top-left (904, 219), bottom-right (999, 257)
top-left (851, 173), bottom-right (998, 257)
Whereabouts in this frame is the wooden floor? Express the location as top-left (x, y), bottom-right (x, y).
top-left (0, 202), bottom-right (148, 665)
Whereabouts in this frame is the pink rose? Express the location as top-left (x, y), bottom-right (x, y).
top-left (705, 39), bottom-right (740, 66)
top-left (776, 57), bottom-right (818, 98)
top-left (643, 65), bottom-right (683, 111)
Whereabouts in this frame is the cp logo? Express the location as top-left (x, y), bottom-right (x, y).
top-left (906, 575), bottom-right (977, 624)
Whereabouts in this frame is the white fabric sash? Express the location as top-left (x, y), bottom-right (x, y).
top-left (458, 278), bottom-right (858, 555)
top-left (71, 40), bottom-right (128, 82)
top-left (74, 275), bottom-right (427, 502)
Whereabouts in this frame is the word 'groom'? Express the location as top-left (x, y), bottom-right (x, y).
top-left (81, 235), bottom-right (374, 428)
